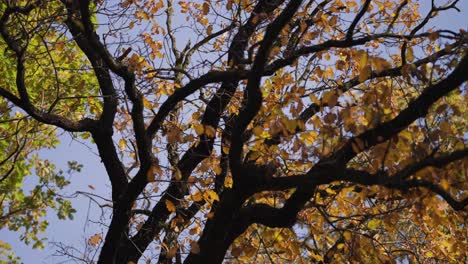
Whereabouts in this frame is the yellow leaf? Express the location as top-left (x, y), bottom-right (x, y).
top-left (425, 251), bottom-right (434, 258)
top-left (300, 131), bottom-right (318, 145)
top-left (200, 17), bottom-right (208, 26)
top-left (337, 243), bottom-right (345, 250)
top-left (343, 231), bottom-right (352, 241)
top-left (224, 176), bottom-right (233, 188)
top-left (310, 252), bottom-right (323, 261)
top-left (347, 1), bottom-right (357, 8)
top-left (406, 47), bottom-right (414, 62)
top-left (213, 165), bottom-right (222, 175)
top-left (141, 11), bottom-right (149, 20)
top-left (203, 190), bottom-right (220, 204)
top-left (222, 145), bottom-right (230, 154)
top-left (322, 90), bottom-right (338, 107)
top-left (283, 119), bottom-right (297, 133)
top-left (155, 0), bottom-right (164, 9)
top-left (440, 121), bottom-right (451, 132)
top-left (194, 124), bottom-right (204, 136)
top-left (143, 97), bottom-right (152, 109)
top-left (367, 219), bottom-right (381, 230)
top-left (118, 138), bottom-right (127, 151)
top-left (154, 51), bottom-right (164, 59)
top-left (359, 51), bottom-right (368, 70)
top-left (329, 16), bottom-right (338, 26)
top-left (253, 126), bottom-right (263, 137)
top-left (165, 200), bottom-right (176, 213)
top-left (440, 240), bottom-right (452, 250)
top-left (358, 65), bottom-right (372, 82)
top-left (205, 125), bottom-right (216, 138)
top-left (309, 93), bottom-right (321, 106)
top-left (191, 191), bottom-right (203, 202)
top-left (440, 178), bottom-right (450, 190)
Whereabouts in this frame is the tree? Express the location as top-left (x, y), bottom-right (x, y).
top-left (0, 0), bottom-right (467, 263)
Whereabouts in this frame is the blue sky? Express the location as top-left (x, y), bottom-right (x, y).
top-left (1, 1), bottom-right (467, 263)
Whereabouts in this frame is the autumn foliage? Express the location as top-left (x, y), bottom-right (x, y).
top-left (0, 0), bottom-right (467, 263)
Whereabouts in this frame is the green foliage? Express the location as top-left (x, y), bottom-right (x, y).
top-left (0, 1), bottom-right (96, 261)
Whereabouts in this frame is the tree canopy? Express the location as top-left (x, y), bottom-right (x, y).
top-left (0, 0), bottom-right (467, 263)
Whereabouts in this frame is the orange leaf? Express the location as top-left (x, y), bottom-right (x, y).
top-left (165, 200), bottom-right (176, 213)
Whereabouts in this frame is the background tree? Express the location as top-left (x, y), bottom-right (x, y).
top-left (0, 0), bottom-right (467, 263)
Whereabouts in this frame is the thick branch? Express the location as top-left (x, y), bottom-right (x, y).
top-left (332, 54), bottom-right (468, 167)
top-left (119, 2), bottom-right (288, 263)
top-left (242, 148), bottom-right (467, 230)
top-left (346, 0), bottom-right (372, 40)
top-left (229, 0), bottom-right (303, 177)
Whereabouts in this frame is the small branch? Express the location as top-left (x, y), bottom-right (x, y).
top-left (346, 0), bottom-right (372, 40)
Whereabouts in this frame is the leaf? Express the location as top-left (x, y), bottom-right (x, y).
top-left (322, 91), bottom-right (338, 107)
top-left (190, 241), bottom-right (200, 254)
top-left (300, 131), bottom-right (318, 145)
top-left (118, 138), bottom-right (127, 151)
top-left (194, 124), bottom-right (204, 136)
top-left (343, 231), bottom-right (352, 241)
top-left (440, 121), bottom-right (451, 132)
top-left (358, 65), bottom-right (372, 82)
top-left (309, 93), bottom-right (321, 106)
top-left (165, 200), bottom-right (176, 213)
top-left (231, 246), bottom-right (242, 257)
top-left (206, 212), bottom-right (214, 219)
top-left (167, 128), bottom-right (182, 143)
top-left (224, 176), bottom-right (233, 188)
top-left (147, 165), bottom-right (162, 181)
top-left (203, 190), bottom-right (219, 204)
top-left (367, 219), bottom-right (381, 230)
top-left (189, 227), bottom-right (198, 235)
top-left (253, 126), bottom-right (263, 137)
top-left (406, 47), bottom-right (414, 62)
top-left (143, 97), bottom-right (152, 109)
top-left (191, 191), bottom-right (203, 202)
top-left (202, 2), bottom-right (210, 15)
top-left (440, 179), bottom-right (450, 190)
top-left (205, 125), bottom-right (216, 138)
top-left (213, 165), bottom-right (222, 175)
top-left (167, 246), bottom-right (178, 258)
top-left (206, 25), bottom-right (213, 35)
top-left (88, 233), bottom-right (102, 247)
top-left (310, 252), bottom-right (324, 261)
top-left (359, 51), bottom-right (368, 70)
top-left (174, 169), bottom-right (182, 180)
